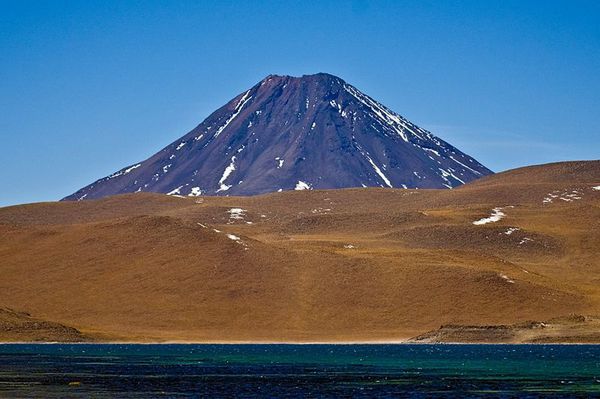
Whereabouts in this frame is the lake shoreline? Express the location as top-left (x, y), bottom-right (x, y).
top-left (1, 340), bottom-right (599, 345)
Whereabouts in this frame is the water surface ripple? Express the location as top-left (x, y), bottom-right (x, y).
top-left (0, 344), bottom-right (598, 398)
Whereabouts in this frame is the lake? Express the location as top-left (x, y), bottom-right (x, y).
top-left (0, 344), bottom-right (598, 397)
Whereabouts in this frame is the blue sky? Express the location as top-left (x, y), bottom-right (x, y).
top-left (1, 0), bottom-right (598, 206)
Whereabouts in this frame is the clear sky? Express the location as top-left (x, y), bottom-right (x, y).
top-left (1, 0), bottom-right (599, 206)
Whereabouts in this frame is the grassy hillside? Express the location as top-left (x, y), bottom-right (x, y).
top-left (0, 161), bottom-right (598, 342)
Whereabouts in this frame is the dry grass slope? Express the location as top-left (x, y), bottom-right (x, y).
top-left (0, 160), bottom-right (598, 342)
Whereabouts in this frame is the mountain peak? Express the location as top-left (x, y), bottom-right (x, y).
top-left (63, 74), bottom-right (492, 200)
top-left (261, 72), bottom-right (342, 81)
top-left (257, 73), bottom-right (346, 90)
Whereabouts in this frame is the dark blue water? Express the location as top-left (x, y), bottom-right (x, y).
top-left (0, 344), bottom-right (598, 398)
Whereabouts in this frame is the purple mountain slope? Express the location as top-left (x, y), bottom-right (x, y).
top-left (64, 73), bottom-right (492, 200)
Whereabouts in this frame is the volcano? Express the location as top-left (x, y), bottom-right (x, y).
top-left (64, 73), bottom-right (492, 200)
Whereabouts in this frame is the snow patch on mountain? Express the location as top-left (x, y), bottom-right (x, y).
top-left (167, 185), bottom-right (185, 196)
top-left (188, 187), bottom-right (202, 196)
top-left (213, 90), bottom-right (252, 139)
top-left (543, 189), bottom-right (583, 204)
top-left (217, 157), bottom-right (237, 192)
top-left (449, 156), bottom-right (482, 175)
top-left (295, 181), bottom-right (312, 190)
top-left (473, 207), bottom-right (510, 225)
top-left (228, 208), bottom-right (246, 222)
top-left (108, 163), bottom-right (141, 179)
top-left (344, 84), bottom-right (410, 142)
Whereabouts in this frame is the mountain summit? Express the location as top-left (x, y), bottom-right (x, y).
top-left (64, 73), bottom-right (492, 200)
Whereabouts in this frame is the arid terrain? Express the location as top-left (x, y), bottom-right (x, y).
top-left (0, 161), bottom-right (598, 343)
top-left (410, 314), bottom-right (600, 343)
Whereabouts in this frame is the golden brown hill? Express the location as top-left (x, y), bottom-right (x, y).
top-left (0, 161), bottom-right (598, 342)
